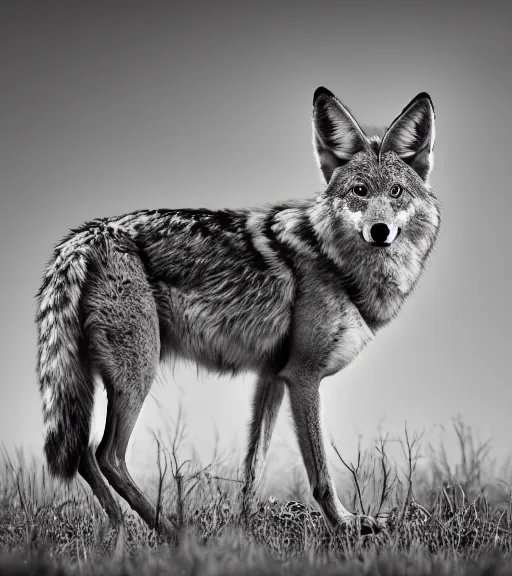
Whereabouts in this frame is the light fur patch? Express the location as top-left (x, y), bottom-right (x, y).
top-left (341, 207), bottom-right (363, 232)
top-left (88, 374), bottom-right (108, 448)
top-left (42, 386), bottom-right (54, 412)
top-left (325, 315), bottom-right (374, 376)
top-left (42, 416), bottom-right (58, 437)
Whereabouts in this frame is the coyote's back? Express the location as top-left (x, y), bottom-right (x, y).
top-left (36, 88), bottom-right (440, 535)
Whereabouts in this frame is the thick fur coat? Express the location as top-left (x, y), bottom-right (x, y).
top-left (36, 88), bottom-right (440, 533)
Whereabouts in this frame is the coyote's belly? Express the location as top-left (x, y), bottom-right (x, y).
top-left (155, 272), bottom-right (295, 373)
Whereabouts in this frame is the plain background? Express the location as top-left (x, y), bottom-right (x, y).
top-left (0, 1), bottom-right (511, 488)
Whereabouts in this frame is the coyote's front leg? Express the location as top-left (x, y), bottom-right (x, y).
top-left (281, 365), bottom-right (381, 534)
top-left (242, 373), bottom-right (285, 513)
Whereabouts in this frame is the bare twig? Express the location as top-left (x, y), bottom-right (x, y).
top-left (154, 432), bottom-right (168, 530)
top-left (399, 422), bottom-right (423, 520)
top-left (374, 434), bottom-right (396, 515)
top-left (331, 438), bottom-right (366, 516)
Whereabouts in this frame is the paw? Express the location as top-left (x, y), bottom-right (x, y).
top-left (339, 513), bottom-right (386, 535)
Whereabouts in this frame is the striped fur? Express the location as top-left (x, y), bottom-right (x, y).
top-left (36, 228), bottom-right (99, 477)
top-left (35, 89), bottom-right (440, 533)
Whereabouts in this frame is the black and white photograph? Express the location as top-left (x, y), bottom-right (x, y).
top-left (0, 1), bottom-right (511, 574)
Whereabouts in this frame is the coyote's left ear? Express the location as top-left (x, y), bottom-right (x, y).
top-left (312, 87), bottom-right (371, 184)
top-left (380, 93), bottom-right (435, 182)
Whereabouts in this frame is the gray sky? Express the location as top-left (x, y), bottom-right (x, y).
top-left (0, 1), bottom-right (511, 480)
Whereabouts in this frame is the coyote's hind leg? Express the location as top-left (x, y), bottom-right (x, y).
top-left (83, 246), bottom-right (174, 537)
top-left (95, 377), bottom-right (175, 535)
top-left (78, 445), bottom-right (121, 525)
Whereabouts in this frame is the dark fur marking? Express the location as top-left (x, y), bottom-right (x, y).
top-left (263, 207), bottom-right (297, 275)
top-left (294, 214), bottom-right (377, 328)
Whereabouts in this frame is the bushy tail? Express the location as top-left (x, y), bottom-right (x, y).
top-left (36, 230), bottom-right (96, 479)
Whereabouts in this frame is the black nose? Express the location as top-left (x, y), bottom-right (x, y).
top-left (370, 223), bottom-right (390, 243)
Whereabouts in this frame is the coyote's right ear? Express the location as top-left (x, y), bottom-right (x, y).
top-left (312, 87), bottom-right (370, 183)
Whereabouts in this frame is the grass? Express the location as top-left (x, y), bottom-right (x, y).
top-left (2, 416), bottom-right (512, 575)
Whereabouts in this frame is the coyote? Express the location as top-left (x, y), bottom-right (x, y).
top-left (36, 87), bottom-right (440, 535)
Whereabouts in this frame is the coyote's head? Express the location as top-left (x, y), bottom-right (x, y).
top-left (311, 87), bottom-right (439, 261)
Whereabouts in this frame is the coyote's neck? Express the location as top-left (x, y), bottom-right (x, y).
top-left (303, 200), bottom-right (437, 329)
top-left (269, 204), bottom-right (402, 329)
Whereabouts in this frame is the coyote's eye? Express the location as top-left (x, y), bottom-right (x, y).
top-left (390, 184), bottom-right (403, 198)
top-left (352, 184), bottom-right (368, 198)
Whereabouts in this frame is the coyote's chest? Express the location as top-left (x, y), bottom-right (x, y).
top-left (354, 252), bottom-right (423, 329)
top-left (323, 312), bottom-right (375, 377)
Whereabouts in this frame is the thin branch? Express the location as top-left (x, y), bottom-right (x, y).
top-left (331, 439), bottom-right (366, 516)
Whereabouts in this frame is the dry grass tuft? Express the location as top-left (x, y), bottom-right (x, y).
top-left (2, 418), bottom-right (512, 574)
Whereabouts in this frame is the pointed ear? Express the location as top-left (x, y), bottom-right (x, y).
top-left (380, 93), bottom-right (435, 182)
top-left (312, 87), bottom-right (370, 183)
